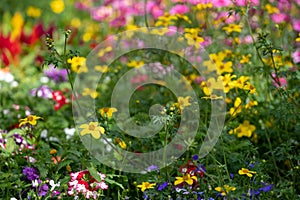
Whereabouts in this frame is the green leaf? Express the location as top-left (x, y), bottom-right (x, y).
top-left (6, 138), bottom-right (16, 153)
top-left (6, 129), bottom-right (24, 138)
top-left (87, 165), bottom-right (102, 182)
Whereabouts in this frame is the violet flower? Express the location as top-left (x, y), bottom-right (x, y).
top-left (157, 182), bottom-right (168, 191)
top-left (22, 167), bottom-right (39, 181)
top-left (38, 183), bottom-right (49, 196)
top-left (44, 64), bottom-right (68, 83)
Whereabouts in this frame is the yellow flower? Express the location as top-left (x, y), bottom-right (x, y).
top-left (19, 115), bottom-right (42, 127)
top-left (67, 57), bottom-right (88, 73)
top-left (264, 4), bottom-right (279, 14)
top-left (229, 120), bottom-right (256, 138)
top-left (137, 182), bottom-right (156, 192)
top-left (232, 76), bottom-right (250, 89)
top-left (95, 65), bottom-right (108, 73)
top-left (82, 88), bottom-right (99, 99)
top-left (229, 97), bottom-right (242, 117)
top-left (240, 54), bottom-right (251, 64)
top-left (238, 168), bottom-right (257, 177)
top-left (98, 46), bottom-right (112, 57)
top-left (127, 60), bottom-right (144, 68)
top-left (11, 12), bottom-right (24, 39)
top-left (221, 74), bottom-right (236, 93)
top-left (184, 31), bottom-right (204, 49)
top-left (79, 122), bottom-right (105, 139)
top-left (176, 96), bottom-right (191, 110)
top-left (50, 149), bottom-right (57, 155)
top-left (215, 185), bottom-right (236, 196)
top-left (50, 0), bottom-right (65, 14)
top-left (296, 34), bottom-right (300, 42)
top-left (174, 174), bottom-right (197, 186)
top-left (196, 3), bottom-right (213, 10)
top-left (26, 6), bottom-right (41, 18)
top-left (216, 61), bottom-right (233, 75)
top-left (243, 82), bottom-right (256, 94)
top-left (99, 107), bottom-right (118, 118)
top-left (115, 138), bottom-right (127, 149)
top-left (71, 18), bottom-right (81, 28)
top-left (222, 24), bottom-right (242, 34)
top-left (201, 77), bottom-right (224, 96)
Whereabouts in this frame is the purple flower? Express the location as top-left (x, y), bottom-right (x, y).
top-left (23, 167), bottom-right (39, 181)
top-left (38, 184), bottom-right (49, 196)
top-left (259, 183), bottom-right (273, 192)
top-left (44, 64), bottom-right (68, 83)
top-left (230, 173), bottom-right (234, 179)
top-left (30, 85), bottom-right (53, 99)
top-left (192, 154), bottom-right (199, 160)
top-left (147, 165), bottom-right (159, 172)
top-left (157, 182), bottom-right (168, 191)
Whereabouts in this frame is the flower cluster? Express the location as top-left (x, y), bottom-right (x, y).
top-left (68, 169), bottom-right (108, 199)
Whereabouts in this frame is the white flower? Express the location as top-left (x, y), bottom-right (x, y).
top-left (49, 180), bottom-right (60, 191)
top-left (64, 128), bottom-right (76, 140)
top-left (32, 179), bottom-right (39, 187)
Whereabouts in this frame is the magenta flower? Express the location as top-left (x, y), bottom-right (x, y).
top-left (292, 19), bottom-right (300, 32)
top-left (235, 0), bottom-right (260, 6)
top-left (169, 4), bottom-right (189, 15)
top-left (272, 73), bottom-right (287, 89)
top-left (212, 0), bottom-right (233, 8)
top-left (271, 13), bottom-right (289, 24)
top-left (90, 6), bottom-right (113, 21)
top-left (292, 51), bottom-right (300, 64)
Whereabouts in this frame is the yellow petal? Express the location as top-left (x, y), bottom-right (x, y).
top-left (80, 129), bottom-right (90, 136)
top-left (91, 131), bottom-right (101, 139)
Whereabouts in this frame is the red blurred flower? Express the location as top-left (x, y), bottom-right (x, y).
top-left (0, 32), bottom-right (21, 66)
top-left (52, 90), bottom-right (69, 110)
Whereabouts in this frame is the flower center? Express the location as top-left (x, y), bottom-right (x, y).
top-left (89, 125), bottom-right (95, 130)
top-left (28, 116), bottom-right (33, 121)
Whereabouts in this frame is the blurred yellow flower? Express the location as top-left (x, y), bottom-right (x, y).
top-left (71, 18), bottom-right (81, 28)
top-left (238, 168), bottom-right (257, 177)
top-left (215, 185), bottom-right (236, 196)
top-left (95, 65), bottom-right (108, 73)
top-left (19, 115), bottom-right (42, 127)
top-left (229, 97), bottom-right (242, 117)
top-left (26, 6), bottom-right (41, 18)
top-left (264, 4), bottom-right (279, 14)
top-left (137, 182), bottom-right (156, 192)
top-left (82, 88), bottom-right (99, 99)
top-left (99, 107), bottom-right (117, 118)
top-left (174, 174), bottom-right (197, 186)
top-left (79, 122), bottom-right (105, 139)
top-left (176, 96), bottom-right (191, 110)
top-left (50, 0), bottom-right (65, 14)
top-left (222, 24), bottom-right (242, 34)
top-left (11, 12), bottom-right (24, 39)
top-left (67, 57), bottom-right (88, 73)
top-left (229, 120), bottom-right (256, 138)
top-left (127, 60), bottom-right (144, 68)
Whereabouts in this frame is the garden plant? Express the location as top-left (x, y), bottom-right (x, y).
top-left (0, 0), bottom-right (300, 199)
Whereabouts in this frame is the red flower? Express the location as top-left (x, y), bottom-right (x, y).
top-left (52, 90), bottom-right (69, 110)
top-left (0, 33), bottom-right (21, 66)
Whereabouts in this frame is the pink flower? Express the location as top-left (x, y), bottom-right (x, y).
top-left (292, 51), bottom-right (300, 64)
top-left (234, 0), bottom-right (260, 6)
top-left (212, 0), bottom-right (233, 8)
top-left (292, 19), bottom-right (300, 32)
top-left (170, 4), bottom-right (190, 15)
top-left (215, 11), bottom-right (240, 24)
top-left (147, 1), bottom-right (165, 19)
top-left (271, 13), bottom-right (289, 24)
top-left (272, 73), bottom-right (287, 89)
top-left (90, 6), bottom-right (113, 21)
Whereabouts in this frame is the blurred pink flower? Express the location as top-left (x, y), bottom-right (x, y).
top-left (212, 0), bottom-right (233, 7)
top-left (292, 51), bottom-right (300, 64)
top-left (234, 0), bottom-right (260, 6)
top-left (170, 4), bottom-right (189, 15)
top-left (271, 13), bottom-right (289, 23)
top-left (90, 6), bottom-right (113, 21)
top-left (147, 1), bottom-right (165, 19)
top-left (272, 73), bottom-right (287, 89)
top-left (292, 19), bottom-right (300, 31)
top-left (216, 11), bottom-right (240, 24)
top-left (277, 0), bottom-right (291, 12)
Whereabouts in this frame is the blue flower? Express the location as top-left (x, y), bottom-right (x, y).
top-left (192, 154), bottom-right (199, 160)
top-left (157, 182), bottom-right (168, 191)
top-left (259, 183), bottom-right (273, 192)
top-left (147, 165), bottom-right (159, 172)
